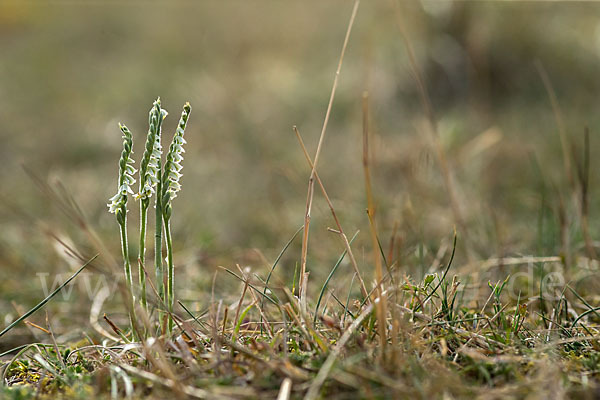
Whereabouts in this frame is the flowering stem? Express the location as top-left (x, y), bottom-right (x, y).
top-left (119, 215), bottom-right (137, 340)
top-left (155, 169), bottom-right (165, 332)
top-left (138, 199), bottom-right (149, 312)
top-left (109, 123), bottom-right (137, 340)
top-left (164, 217), bottom-right (174, 333)
top-left (137, 98), bottom-right (165, 332)
top-left (160, 102), bottom-right (191, 334)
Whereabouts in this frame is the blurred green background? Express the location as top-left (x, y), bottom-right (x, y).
top-left (2, 1), bottom-right (600, 346)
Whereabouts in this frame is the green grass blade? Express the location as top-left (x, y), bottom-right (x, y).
top-left (263, 225), bottom-right (303, 298)
top-left (221, 268), bottom-right (278, 305)
top-left (415, 230), bottom-right (457, 312)
top-left (572, 306), bottom-right (600, 328)
top-left (568, 285), bottom-right (600, 321)
top-left (314, 231), bottom-right (359, 324)
top-left (232, 303), bottom-right (253, 342)
top-left (259, 225), bottom-right (303, 333)
top-left (177, 300), bottom-right (210, 331)
top-left (0, 254), bottom-right (98, 338)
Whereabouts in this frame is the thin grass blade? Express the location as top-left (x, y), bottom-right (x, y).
top-left (0, 254), bottom-right (98, 338)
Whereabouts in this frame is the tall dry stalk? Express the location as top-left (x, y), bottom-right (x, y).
top-left (362, 92), bottom-right (387, 353)
top-left (293, 126), bottom-right (369, 301)
top-left (298, 0), bottom-right (360, 310)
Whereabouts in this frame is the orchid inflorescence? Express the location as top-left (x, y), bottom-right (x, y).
top-left (107, 98), bottom-right (191, 337)
top-left (138, 99), bottom-right (166, 202)
top-left (162, 102), bottom-right (190, 216)
top-left (107, 124), bottom-right (136, 220)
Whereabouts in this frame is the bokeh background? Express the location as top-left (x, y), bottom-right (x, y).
top-left (2, 1), bottom-right (600, 349)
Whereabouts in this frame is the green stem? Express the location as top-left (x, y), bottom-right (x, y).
top-left (139, 202), bottom-right (148, 313)
top-left (119, 216), bottom-right (136, 340)
top-left (164, 217), bottom-right (174, 333)
top-left (155, 174), bottom-right (164, 330)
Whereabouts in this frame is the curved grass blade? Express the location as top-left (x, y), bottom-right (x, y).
top-left (177, 300), bottom-right (210, 332)
top-left (256, 225), bottom-right (302, 335)
top-left (414, 229), bottom-right (457, 312)
top-left (572, 306), bottom-right (600, 328)
top-left (314, 231), bottom-right (359, 324)
top-left (262, 225), bottom-right (303, 298)
top-left (220, 267), bottom-right (278, 305)
top-left (0, 254), bottom-right (98, 338)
